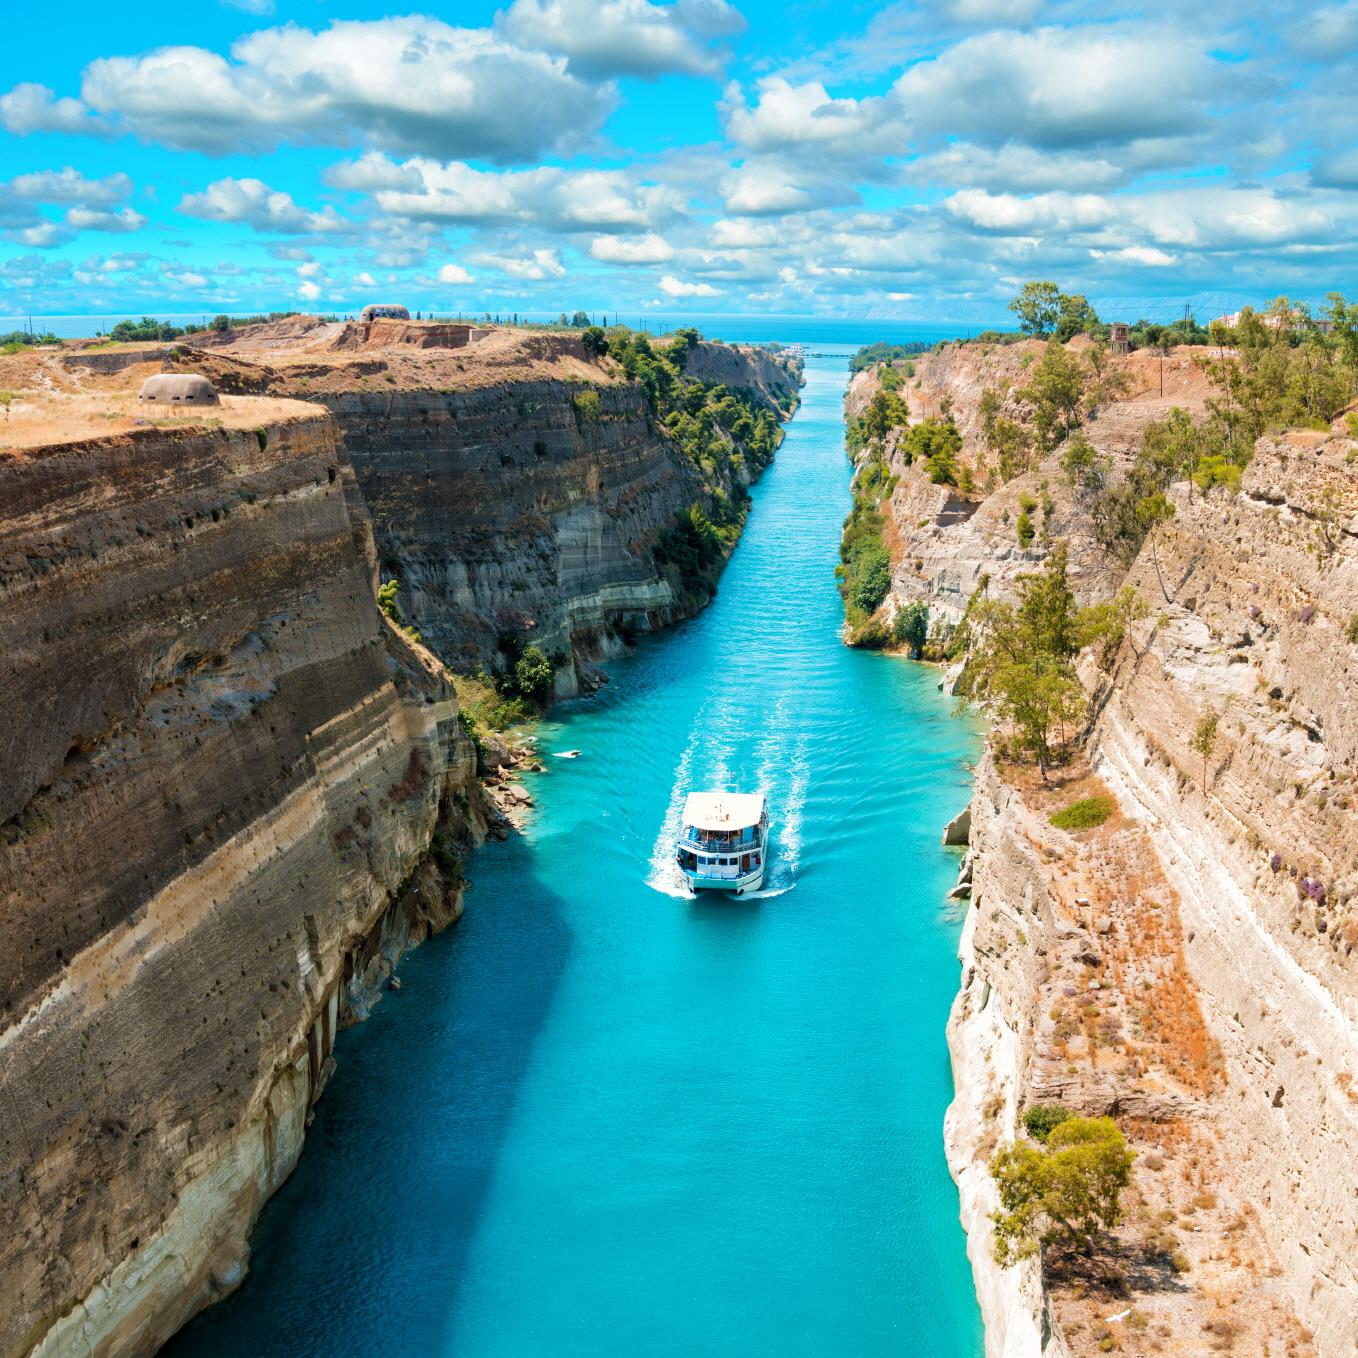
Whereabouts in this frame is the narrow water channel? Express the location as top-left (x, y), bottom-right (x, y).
top-left (166, 345), bottom-right (984, 1358)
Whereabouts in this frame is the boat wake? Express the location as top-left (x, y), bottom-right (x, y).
top-left (644, 693), bottom-right (808, 901)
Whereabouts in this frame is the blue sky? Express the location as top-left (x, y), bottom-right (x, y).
top-left (2, 0), bottom-right (1356, 323)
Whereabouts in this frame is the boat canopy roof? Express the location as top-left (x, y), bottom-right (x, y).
top-left (681, 791), bottom-right (765, 831)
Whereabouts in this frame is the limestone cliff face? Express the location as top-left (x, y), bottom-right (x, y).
top-left (1087, 430), bottom-right (1358, 1352)
top-left (672, 338), bottom-right (801, 410)
top-left (325, 377), bottom-right (703, 681)
top-left (854, 338), bottom-right (1356, 1356)
top-left (849, 341), bottom-right (1213, 627)
top-left (0, 406), bottom-right (482, 1358)
top-left (178, 326), bottom-right (800, 690)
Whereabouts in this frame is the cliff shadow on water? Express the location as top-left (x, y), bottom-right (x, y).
top-left (162, 831), bottom-right (575, 1355)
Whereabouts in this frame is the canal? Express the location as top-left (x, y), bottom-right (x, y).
top-left (166, 344), bottom-right (985, 1357)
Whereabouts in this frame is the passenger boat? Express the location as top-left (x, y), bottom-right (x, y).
top-left (675, 791), bottom-right (770, 894)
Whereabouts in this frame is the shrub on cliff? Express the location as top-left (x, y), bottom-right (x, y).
top-left (1049, 796), bottom-right (1112, 830)
top-left (962, 545), bottom-right (1086, 777)
top-left (573, 389), bottom-right (602, 424)
top-left (510, 646), bottom-right (556, 704)
top-left (1022, 1103), bottom-right (1073, 1142)
top-left (990, 1116), bottom-right (1134, 1264)
top-left (847, 540), bottom-right (892, 614)
top-left (892, 601), bottom-right (929, 657)
top-left (581, 326), bottom-right (608, 358)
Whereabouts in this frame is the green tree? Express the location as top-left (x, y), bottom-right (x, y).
top-left (848, 541), bottom-right (892, 613)
top-left (1008, 281), bottom-right (1063, 338)
top-left (512, 645), bottom-right (556, 704)
top-left (1019, 340), bottom-right (1088, 452)
top-left (892, 600), bottom-right (930, 657)
top-left (991, 1117), bottom-right (1135, 1264)
top-left (570, 310), bottom-right (591, 327)
top-left (1054, 293), bottom-right (1100, 342)
top-left (964, 545), bottom-right (1085, 776)
top-left (1191, 708), bottom-right (1220, 786)
top-left (581, 325), bottom-right (608, 358)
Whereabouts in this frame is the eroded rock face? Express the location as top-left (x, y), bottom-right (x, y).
top-left (176, 327), bottom-right (801, 688)
top-left (900, 345), bottom-right (1358, 1355)
top-left (328, 376), bottom-right (700, 678)
top-left (0, 411), bottom-right (481, 1358)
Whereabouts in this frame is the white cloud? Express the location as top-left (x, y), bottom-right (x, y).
top-left (895, 28), bottom-right (1218, 149)
top-left (908, 142), bottom-right (1128, 193)
top-left (64, 207), bottom-right (148, 233)
top-left (0, 83), bottom-right (108, 137)
top-left (474, 248), bottom-right (566, 280)
top-left (438, 263), bottom-right (476, 284)
top-left (52, 18), bottom-right (613, 161)
top-left (711, 218), bottom-right (781, 247)
top-left (721, 77), bottom-right (900, 160)
top-left (499, 0), bottom-right (744, 78)
top-left (945, 0), bottom-right (1042, 21)
top-left (1292, 2), bottom-right (1358, 60)
top-left (353, 271), bottom-right (377, 287)
top-left (14, 223), bottom-right (69, 247)
top-left (1090, 246), bottom-right (1177, 267)
top-left (721, 166), bottom-right (814, 215)
top-left (332, 155), bottom-right (686, 233)
top-left (944, 188), bottom-right (1114, 233)
top-left (298, 279), bottom-right (322, 300)
top-left (178, 178), bottom-right (345, 234)
top-left (658, 275), bottom-right (722, 296)
top-left (590, 232), bottom-right (675, 263)
top-left (10, 168), bottom-right (133, 206)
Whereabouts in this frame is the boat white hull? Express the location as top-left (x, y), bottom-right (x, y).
top-left (683, 865), bottom-right (765, 895)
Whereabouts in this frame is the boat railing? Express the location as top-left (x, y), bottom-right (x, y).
top-left (682, 833), bottom-right (763, 855)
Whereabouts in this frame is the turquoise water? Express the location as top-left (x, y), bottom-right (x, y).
top-left (165, 348), bottom-right (984, 1358)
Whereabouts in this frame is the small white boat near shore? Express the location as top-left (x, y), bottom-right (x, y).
top-left (553, 749), bottom-right (583, 759)
top-left (675, 791), bottom-right (770, 895)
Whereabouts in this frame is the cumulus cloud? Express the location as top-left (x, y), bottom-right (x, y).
top-left (499, 0), bottom-right (744, 78)
top-left (589, 232), bottom-right (675, 263)
top-left (178, 178), bottom-right (346, 234)
top-left (0, 83), bottom-right (109, 137)
top-left (1090, 245), bottom-right (1177, 267)
top-left (33, 18), bottom-right (613, 161)
top-left (330, 155), bottom-right (686, 233)
top-left (658, 274), bottom-right (722, 296)
top-left (721, 166), bottom-right (815, 215)
top-left (895, 28), bottom-right (1220, 149)
top-left (907, 142), bottom-right (1129, 193)
top-left (1291, 2), bottom-right (1358, 60)
top-left (944, 188), bottom-right (1115, 233)
top-left (438, 263), bottom-right (476, 284)
top-left (10, 168), bottom-right (134, 206)
top-left (473, 248), bottom-right (566, 279)
top-left (721, 77), bottom-right (901, 161)
top-left (64, 207), bottom-right (148, 233)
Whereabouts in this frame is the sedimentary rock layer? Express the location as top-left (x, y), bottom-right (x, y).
top-left (851, 338), bottom-right (1357, 1356)
top-left (0, 407), bottom-right (481, 1358)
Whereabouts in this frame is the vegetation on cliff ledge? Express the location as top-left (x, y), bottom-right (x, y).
top-left (990, 1115), bottom-right (1135, 1265)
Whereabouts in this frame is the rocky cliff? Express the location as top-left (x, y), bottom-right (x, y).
top-left (850, 338), bottom-right (1357, 1356)
top-left (0, 388), bottom-right (488, 1358)
top-left (174, 324), bottom-right (800, 691)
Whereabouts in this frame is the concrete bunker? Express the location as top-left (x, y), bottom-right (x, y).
top-left (137, 373), bottom-right (220, 406)
top-left (359, 304), bottom-right (411, 323)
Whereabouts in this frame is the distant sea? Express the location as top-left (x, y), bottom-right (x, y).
top-left (0, 311), bottom-right (983, 350)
